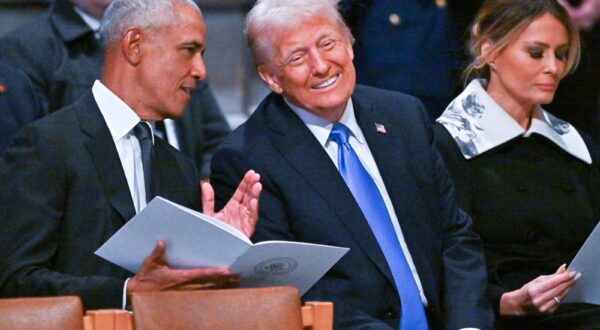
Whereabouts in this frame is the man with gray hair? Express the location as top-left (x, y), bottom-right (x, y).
top-left (211, 0), bottom-right (493, 328)
top-left (0, 0), bottom-right (230, 180)
top-left (0, 0), bottom-right (261, 310)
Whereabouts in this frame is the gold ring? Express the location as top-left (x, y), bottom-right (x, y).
top-left (553, 296), bottom-right (560, 305)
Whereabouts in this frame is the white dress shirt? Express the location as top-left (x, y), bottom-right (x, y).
top-left (286, 98), bottom-right (428, 305)
top-left (92, 81), bottom-right (155, 309)
top-left (92, 80), bottom-right (154, 214)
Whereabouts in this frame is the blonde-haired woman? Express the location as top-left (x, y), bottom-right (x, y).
top-left (435, 0), bottom-right (600, 328)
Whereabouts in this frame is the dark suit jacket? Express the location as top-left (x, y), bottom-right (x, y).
top-left (0, 61), bottom-right (44, 154)
top-left (211, 85), bottom-right (493, 329)
top-left (0, 0), bottom-right (230, 178)
top-left (0, 91), bottom-right (201, 310)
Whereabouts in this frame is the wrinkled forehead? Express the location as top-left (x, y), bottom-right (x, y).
top-left (270, 15), bottom-right (348, 50)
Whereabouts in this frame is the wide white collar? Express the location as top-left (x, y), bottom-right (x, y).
top-left (436, 80), bottom-right (591, 164)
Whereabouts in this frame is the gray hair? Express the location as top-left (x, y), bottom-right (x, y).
top-left (100, 0), bottom-right (201, 49)
top-left (245, 0), bottom-right (352, 66)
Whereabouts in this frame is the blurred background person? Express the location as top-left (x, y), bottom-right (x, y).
top-left (0, 60), bottom-right (43, 154)
top-left (548, 0), bottom-right (600, 142)
top-left (435, 0), bottom-right (600, 328)
top-left (340, 0), bottom-right (485, 120)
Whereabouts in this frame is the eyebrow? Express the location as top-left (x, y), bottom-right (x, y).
top-left (182, 41), bottom-right (204, 51)
top-left (281, 30), bottom-right (336, 60)
top-left (522, 40), bottom-right (568, 48)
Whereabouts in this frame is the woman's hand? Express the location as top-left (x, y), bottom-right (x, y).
top-left (499, 264), bottom-right (581, 316)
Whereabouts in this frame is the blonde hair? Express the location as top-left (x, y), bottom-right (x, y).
top-left (464, 0), bottom-right (580, 83)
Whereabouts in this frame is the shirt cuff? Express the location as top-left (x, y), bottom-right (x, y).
top-left (122, 278), bottom-right (131, 310)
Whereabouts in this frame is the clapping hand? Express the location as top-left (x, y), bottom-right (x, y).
top-left (201, 170), bottom-right (262, 238)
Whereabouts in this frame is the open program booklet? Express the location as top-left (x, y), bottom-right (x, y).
top-left (564, 221), bottom-right (600, 305)
top-left (95, 197), bottom-right (349, 295)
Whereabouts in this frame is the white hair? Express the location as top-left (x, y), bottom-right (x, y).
top-left (100, 0), bottom-right (201, 49)
top-left (245, 0), bottom-right (352, 65)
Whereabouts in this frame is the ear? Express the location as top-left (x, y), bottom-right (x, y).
top-left (481, 39), bottom-right (495, 62)
top-left (122, 28), bottom-right (143, 65)
top-left (257, 64), bottom-right (283, 94)
top-left (345, 39), bottom-right (354, 61)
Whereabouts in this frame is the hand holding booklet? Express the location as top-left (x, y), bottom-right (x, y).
top-left (563, 221), bottom-right (600, 305)
top-left (95, 197), bottom-right (349, 295)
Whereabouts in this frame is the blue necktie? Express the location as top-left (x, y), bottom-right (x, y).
top-left (329, 123), bottom-right (428, 330)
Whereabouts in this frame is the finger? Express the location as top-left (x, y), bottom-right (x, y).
top-left (201, 181), bottom-right (216, 216)
top-left (147, 240), bottom-right (167, 265)
top-left (236, 170), bottom-right (255, 199)
top-left (555, 263), bottom-right (567, 274)
top-left (176, 267), bottom-right (231, 280)
top-left (530, 270), bottom-right (578, 293)
top-left (231, 170), bottom-right (259, 204)
top-left (175, 275), bottom-right (241, 290)
top-left (170, 269), bottom-right (237, 287)
top-left (531, 272), bottom-right (579, 313)
top-left (244, 196), bottom-right (260, 237)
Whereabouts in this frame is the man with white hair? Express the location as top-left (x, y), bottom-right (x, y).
top-left (211, 0), bottom-right (493, 328)
top-left (0, 0), bottom-right (261, 310)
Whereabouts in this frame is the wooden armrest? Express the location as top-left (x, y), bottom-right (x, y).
top-left (301, 301), bottom-right (333, 330)
top-left (84, 310), bottom-right (132, 330)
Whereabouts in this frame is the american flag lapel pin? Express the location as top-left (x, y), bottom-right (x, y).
top-left (375, 123), bottom-right (387, 134)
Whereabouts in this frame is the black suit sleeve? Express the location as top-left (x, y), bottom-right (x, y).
top-left (433, 122), bottom-right (505, 318)
top-left (0, 125), bottom-right (123, 309)
top-left (433, 145), bottom-right (493, 328)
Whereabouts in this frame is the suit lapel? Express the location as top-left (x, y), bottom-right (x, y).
top-left (75, 92), bottom-right (136, 222)
top-left (263, 94), bottom-right (395, 287)
top-left (353, 88), bottom-right (435, 299)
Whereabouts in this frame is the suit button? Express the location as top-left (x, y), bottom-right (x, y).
top-left (383, 308), bottom-right (398, 319)
top-left (389, 13), bottom-right (401, 26)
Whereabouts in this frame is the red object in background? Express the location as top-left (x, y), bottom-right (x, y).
top-left (0, 84), bottom-right (5, 94)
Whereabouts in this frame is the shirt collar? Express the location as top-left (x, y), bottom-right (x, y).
top-left (51, 0), bottom-right (96, 43)
top-left (285, 98), bottom-right (366, 147)
top-left (72, 6), bottom-right (101, 33)
top-left (436, 79), bottom-right (591, 164)
top-left (92, 80), bottom-right (155, 144)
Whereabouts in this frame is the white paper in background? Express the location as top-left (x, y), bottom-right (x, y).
top-left (95, 197), bottom-right (349, 295)
top-left (563, 221), bottom-right (600, 305)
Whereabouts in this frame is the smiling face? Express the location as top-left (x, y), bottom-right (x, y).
top-left (486, 13), bottom-right (570, 113)
top-left (257, 15), bottom-right (356, 123)
top-left (136, 3), bottom-right (206, 121)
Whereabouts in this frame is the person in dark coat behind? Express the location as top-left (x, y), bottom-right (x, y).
top-left (0, 60), bottom-right (44, 153)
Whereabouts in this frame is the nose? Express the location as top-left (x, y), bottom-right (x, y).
top-left (543, 55), bottom-right (562, 77)
top-left (191, 52), bottom-right (207, 80)
top-left (310, 50), bottom-right (329, 76)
